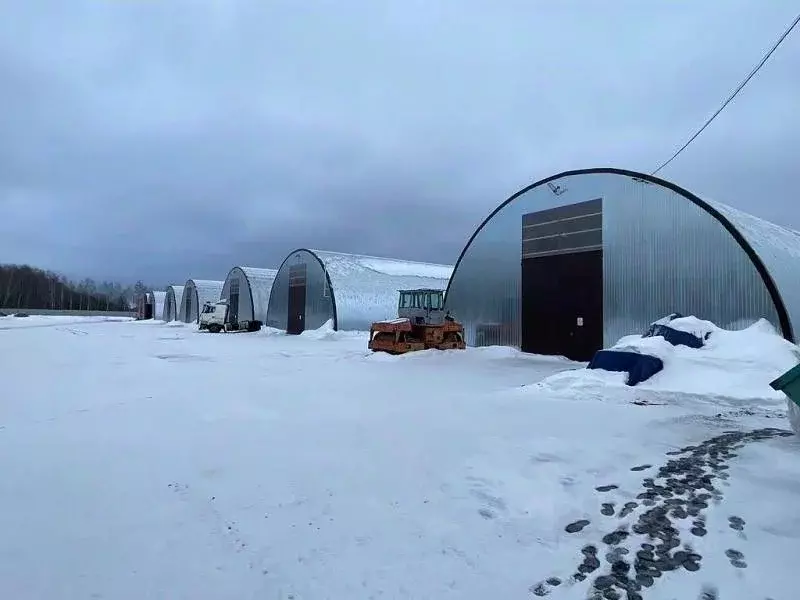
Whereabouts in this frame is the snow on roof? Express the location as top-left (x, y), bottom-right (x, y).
top-left (188, 279), bottom-right (224, 305)
top-left (352, 256), bottom-right (453, 280)
top-left (310, 249), bottom-right (454, 330)
top-left (704, 197), bottom-right (800, 339)
top-left (239, 267), bottom-right (279, 280)
top-left (166, 285), bottom-right (184, 299)
top-left (313, 250), bottom-right (453, 282)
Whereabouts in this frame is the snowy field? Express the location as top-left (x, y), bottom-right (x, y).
top-left (0, 314), bottom-right (131, 330)
top-left (1, 316), bottom-right (799, 600)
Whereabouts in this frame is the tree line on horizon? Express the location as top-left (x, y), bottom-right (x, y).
top-left (0, 264), bottom-right (158, 312)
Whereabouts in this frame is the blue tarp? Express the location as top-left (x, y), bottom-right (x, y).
top-left (588, 350), bottom-right (664, 386)
top-left (642, 312), bottom-right (706, 349)
top-left (645, 324), bottom-right (704, 349)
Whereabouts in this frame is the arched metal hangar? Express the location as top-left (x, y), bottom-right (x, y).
top-left (444, 168), bottom-right (799, 361)
top-left (266, 249), bottom-right (454, 333)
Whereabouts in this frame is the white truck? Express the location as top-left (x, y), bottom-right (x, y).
top-left (198, 299), bottom-right (263, 333)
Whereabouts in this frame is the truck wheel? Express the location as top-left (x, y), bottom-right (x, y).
top-left (208, 324), bottom-right (222, 333)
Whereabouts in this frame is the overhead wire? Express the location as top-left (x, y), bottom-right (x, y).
top-left (651, 11), bottom-right (800, 176)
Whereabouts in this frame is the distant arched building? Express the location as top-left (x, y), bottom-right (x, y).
top-left (147, 290), bottom-right (166, 320)
top-left (179, 279), bottom-right (224, 324)
top-left (220, 267), bottom-right (278, 326)
top-left (134, 293), bottom-right (150, 320)
top-left (444, 167), bottom-right (800, 361)
top-left (135, 290), bottom-right (166, 320)
top-left (266, 249), bottom-right (453, 333)
top-left (163, 285), bottom-right (184, 322)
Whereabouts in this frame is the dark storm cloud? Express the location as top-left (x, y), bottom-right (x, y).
top-left (1, 0), bottom-right (798, 285)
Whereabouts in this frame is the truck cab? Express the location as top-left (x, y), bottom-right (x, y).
top-left (198, 299), bottom-right (263, 333)
top-left (397, 289), bottom-right (449, 326)
top-left (199, 300), bottom-right (229, 332)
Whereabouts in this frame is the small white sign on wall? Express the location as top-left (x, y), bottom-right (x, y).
top-left (577, 317), bottom-right (584, 326)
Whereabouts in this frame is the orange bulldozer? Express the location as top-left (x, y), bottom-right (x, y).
top-left (368, 288), bottom-right (466, 355)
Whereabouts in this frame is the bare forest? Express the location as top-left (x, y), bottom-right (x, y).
top-left (0, 264), bottom-right (155, 312)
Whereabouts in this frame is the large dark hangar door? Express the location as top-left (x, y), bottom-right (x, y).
top-left (521, 198), bottom-right (603, 361)
top-left (287, 263), bottom-right (307, 335)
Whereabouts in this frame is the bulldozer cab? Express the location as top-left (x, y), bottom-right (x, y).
top-left (397, 289), bottom-right (447, 326)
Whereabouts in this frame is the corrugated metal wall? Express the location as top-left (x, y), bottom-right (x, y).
top-left (602, 177), bottom-right (780, 345)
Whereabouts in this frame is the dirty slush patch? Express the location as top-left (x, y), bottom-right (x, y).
top-left (530, 427), bottom-right (793, 600)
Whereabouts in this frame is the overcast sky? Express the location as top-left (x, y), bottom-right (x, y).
top-left (1, 1), bottom-right (798, 286)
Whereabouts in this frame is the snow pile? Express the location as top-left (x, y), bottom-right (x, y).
top-left (260, 325), bottom-right (288, 337)
top-left (299, 318), bottom-right (367, 342)
top-left (299, 318), bottom-right (337, 340)
top-left (646, 312), bottom-right (714, 341)
top-left (532, 317), bottom-right (800, 409)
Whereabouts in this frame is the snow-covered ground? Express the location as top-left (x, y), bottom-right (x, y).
top-left (1, 317), bottom-right (798, 600)
top-left (0, 313), bottom-right (132, 330)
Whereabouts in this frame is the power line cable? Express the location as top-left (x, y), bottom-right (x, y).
top-left (652, 11), bottom-right (800, 176)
